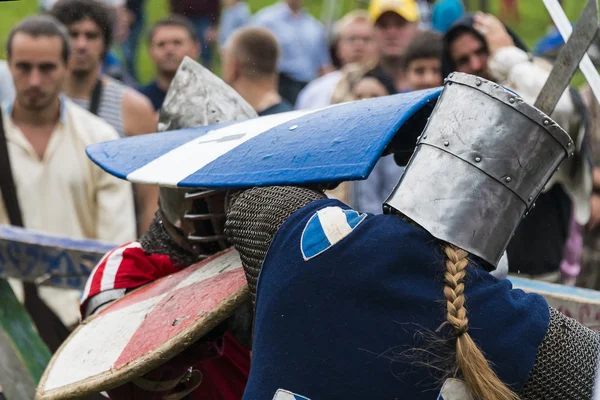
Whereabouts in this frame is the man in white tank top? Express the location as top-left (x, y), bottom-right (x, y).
top-left (49, 0), bottom-right (159, 236)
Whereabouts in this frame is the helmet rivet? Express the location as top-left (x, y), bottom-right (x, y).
top-left (528, 196), bottom-right (533, 201)
top-left (543, 119), bottom-right (550, 125)
top-left (448, 73), bottom-right (454, 79)
top-left (475, 78), bottom-right (482, 86)
top-left (509, 97), bottom-right (515, 104)
top-left (568, 141), bottom-right (572, 147)
top-left (505, 177), bottom-right (512, 183)
top-left (289, 125), bottom-right (298, 130)
top-left (423, 135), bottom-right (427, 139)
top-left (475, 157), bottom-right (481, 162)
top-left (443, 141), bottom-right (449, 147)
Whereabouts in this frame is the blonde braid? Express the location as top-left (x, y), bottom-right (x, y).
top-left (442, 245), bottom-right (519, 400)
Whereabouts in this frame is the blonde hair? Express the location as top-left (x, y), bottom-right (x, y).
top-left (334, 9), bottom-right (372, 39)
top-left (442, 245), bottom-right (519, 400)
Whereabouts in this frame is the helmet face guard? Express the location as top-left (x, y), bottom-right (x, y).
top-left (384, 73), bottom-right (573, 267)
top-left (159, 187), bottom-right (228, 259)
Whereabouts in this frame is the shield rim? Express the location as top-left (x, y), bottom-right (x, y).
top-left (35, 248), bottom-right (249, 400)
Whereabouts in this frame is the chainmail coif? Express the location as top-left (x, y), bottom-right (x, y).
top-left (225, 186), bottom-right (326, 304)
top-left (519, 306), bottom-right (600, 399)
top-left (139, 212), bottom-right (199, 267)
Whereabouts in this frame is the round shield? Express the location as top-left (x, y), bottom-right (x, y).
top-left (36, 248), bottom-right (248, 399)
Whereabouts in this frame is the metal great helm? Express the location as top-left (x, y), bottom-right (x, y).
top-left (154, 57), bottom-right (257, 259)
top-left (384, 73), bottom-right (574, 267)
top-left (158, 187), bottom-right (228, 259)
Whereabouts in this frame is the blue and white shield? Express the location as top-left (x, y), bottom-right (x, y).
top-left (86, 88), bottom-right (442, 189)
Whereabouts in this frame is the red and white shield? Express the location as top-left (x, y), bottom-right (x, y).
top-left (36, 248), bottom-right (248, 400)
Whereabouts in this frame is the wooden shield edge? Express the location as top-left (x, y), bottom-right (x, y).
top-left (35, 282), bottom-right (249, 399)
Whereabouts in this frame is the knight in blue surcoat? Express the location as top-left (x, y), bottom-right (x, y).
top-left (223, 73), bottom-right (600, 400)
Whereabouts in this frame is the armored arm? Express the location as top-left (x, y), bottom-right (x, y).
top-left (225, 186), bottom-right (326, 303)
top-left (519, 307), bottom-right (600, 399)
top-left (82, 214), bottom-right (194, 318)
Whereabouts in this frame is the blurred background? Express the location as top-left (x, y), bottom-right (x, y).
top-left (0, 0), bottom-right (590, 84)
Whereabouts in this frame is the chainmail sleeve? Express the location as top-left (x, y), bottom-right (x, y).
top-left (519, 306), bottom-right (600, 400)
top-left (225, 186), bottom-right (326, 304)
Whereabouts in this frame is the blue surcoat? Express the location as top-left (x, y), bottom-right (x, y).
top-left (244, 198), bottom-right (550, 399)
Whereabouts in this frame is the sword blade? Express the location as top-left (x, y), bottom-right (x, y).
top-left (534, 0), bottom-right (599, 115)
top-left (543, 0), bottom-right (600, 108)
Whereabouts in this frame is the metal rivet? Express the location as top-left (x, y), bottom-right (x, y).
top-left (289, 125), bottom-right (298, 130)
top-left (528, 196), bottom-right (533, 202)
top-left (568, 141), bottom-right (572, 147)
top-left (423, 135), bottom-right (427, 139)
top-left (475, 157), bottom-right (481, 162)
top-left (505, 177), bottom-right (512, 183)
top-left (509, 98), bottom-right (515, 104)
top-left (443, 141), bottom-right (449, 147)
top-left (448, 73), bottom-right (454, 79)
top-left (543, 119), bottom-right (550, 125)
top-left (475, 78), bottom-right (482, 86)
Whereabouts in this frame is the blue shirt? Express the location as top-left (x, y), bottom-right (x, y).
top-left (259, 100), bottom-right (294, 116)
top-left (244, 198), bottom-right (550, 399)
top-left (351, 155), bottom-right (404, 214)
top-left (137, 81), bottom-right (166, 112)
top-left (219, 2), bottom-right (251, 46)
top-left (250, 2), bottom-right (332, 82)
top-left (0, 60), bottom-right (14, 106)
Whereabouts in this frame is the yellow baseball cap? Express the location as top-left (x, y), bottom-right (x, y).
top-left (368, 0), bottom-right (420, 23)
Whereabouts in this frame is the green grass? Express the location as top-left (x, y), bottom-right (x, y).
top-left (0, 0), bottom-right (590, 84)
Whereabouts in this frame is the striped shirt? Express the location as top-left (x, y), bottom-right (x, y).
top-left (70, 76), bottom-right (126, 137)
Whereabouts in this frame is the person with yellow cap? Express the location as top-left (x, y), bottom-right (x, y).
top-left (369, 0), bottom-right (420, 92)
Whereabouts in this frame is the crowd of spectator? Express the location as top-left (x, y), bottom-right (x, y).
top-left (4, 0), bottom-right (600, 369)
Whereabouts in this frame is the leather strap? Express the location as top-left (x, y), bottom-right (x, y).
top-left (89, 79), bottom-right (103, 116)
top-left (162, 370), bottom-right (202, 400)
top-left (133, 369), bottom-right (203, 400)
top-left (0, 108), bottom-right (24, 227)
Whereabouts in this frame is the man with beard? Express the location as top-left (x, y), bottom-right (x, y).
top-left (49, 0), bottom-right (160, 236)
top-left (138, 16), bottom-right (201, 111)
top-left (369, 0), bottom-right (420, 92)
top-left (1, 15), bottom-right (135, 347)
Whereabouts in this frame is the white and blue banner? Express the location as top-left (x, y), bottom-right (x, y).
top-left (0, 225), bottom-right (116, 290)
top-left (86, 88), bottom-right (442, 189)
